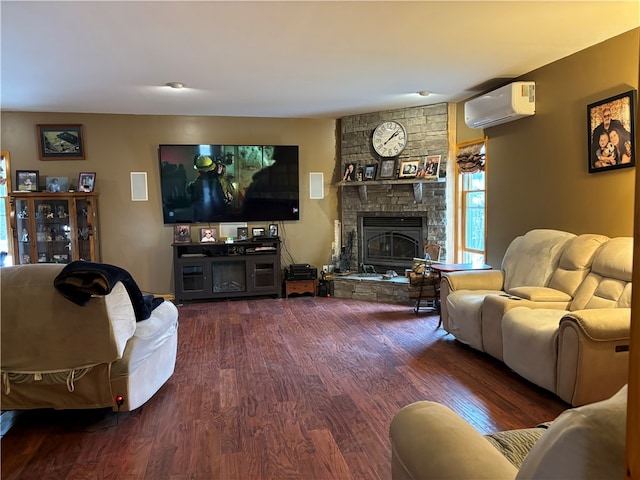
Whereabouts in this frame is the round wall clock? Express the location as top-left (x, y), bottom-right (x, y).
top-left (372, 121), bottom-right (408, 157)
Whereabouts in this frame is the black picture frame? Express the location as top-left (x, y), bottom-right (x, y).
top-left (16, 170), bottom-right (39, 191)
top-left (173, 224), bottom-right (191, 244)
top-left (364, 164), bottom-right (377, 180)
top-left (268, 223), bottom-right (278, 237)
top-left (587, 89), bottom-right (636, 173)
top-left (378, 159), bottom-right (396, 179)
top-left (252, 227), bottom-right (265, 238)
top-left (37, 124), bottom-right (85, 160)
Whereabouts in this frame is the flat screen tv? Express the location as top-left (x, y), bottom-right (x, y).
top-left (159, 144), bottom-right (300, 224)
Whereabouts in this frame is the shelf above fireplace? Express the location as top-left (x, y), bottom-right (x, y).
top-left (336, 178), bottom-right (445, 203)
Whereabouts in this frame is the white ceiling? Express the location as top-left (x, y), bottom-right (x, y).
top-left (2, 1), bottom-right (639, 119)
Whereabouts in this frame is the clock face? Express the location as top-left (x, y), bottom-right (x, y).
top-left (372, 121), bottom-right (407, 157)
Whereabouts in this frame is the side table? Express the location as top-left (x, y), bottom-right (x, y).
top-left (431, 263), bottom-right (492, 328)
top-left (285, 279), bottom-right (316, 298)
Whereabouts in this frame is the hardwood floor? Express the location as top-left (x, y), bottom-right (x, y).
top-left (1, 297), bottom-right (568, 479)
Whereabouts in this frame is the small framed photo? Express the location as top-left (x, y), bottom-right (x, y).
top-left (78, 172), bottom-right (96, 192)
top-left (252, 227), bottom-right (265, 238)
top-left (268, 224), bottom-right (278, 237)
top-left (378, 158), bottom-right (396, 179)
top-left (342, 162), bottom-right (357, 182)
top-left (173, 224), bottom-right (191, 244)
top-left (45, 176), bottom-right (69, 192)
top-left (237, 227), bottom-right (248, 240)
top-left (587, 89), bottom-right (636, 173)
top-left (363, 164), bottom-right (377, 180)
top-left (398, 159), bottom-right (420, 178)
top-left (200, 228), bottom-right (217, 243)
top-left (16, 170), bottom-right (39, 191)
top-left (417, 155), bottom-right (441, 179)
top-left (37, 124), bottom-right (85, 160)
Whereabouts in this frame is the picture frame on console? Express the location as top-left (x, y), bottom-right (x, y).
top-left (78, 172), bottom-right (96, 192)
top-left (16, 170), bottom-right (39, 192)
top-left (587, 89), bottom-right (636, 173)
top-left (237, 227), bottom-right (248, 240)
top-left (268, 224), bottom-right (278, 237)
top-left (173, 224), bottom-right (191, 244)
top-left (378, 159), bottom-right (396, 179)
top-left (252, 227), bottom-right (265, 238)
top-left (200, 228), bottom-right (217, 243)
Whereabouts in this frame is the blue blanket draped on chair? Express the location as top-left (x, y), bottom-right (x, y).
top-left (54, 261), bottom-right (164, 321)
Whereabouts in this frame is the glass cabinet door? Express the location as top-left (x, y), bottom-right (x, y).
top-left (33, 198), bottom-right (73, 264)
top-left (14, 198), bottom-right (32, 264)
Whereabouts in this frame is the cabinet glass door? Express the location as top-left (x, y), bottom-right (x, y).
top-left (34, 198), bottom-right (72, 264)
top-left (253, 260), bottom-right (277, 289)
top-left (14, 198), bottom-right (32, 264)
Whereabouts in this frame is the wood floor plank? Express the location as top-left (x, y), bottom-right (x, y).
top-left (1, 297), bottom-right (569, 479)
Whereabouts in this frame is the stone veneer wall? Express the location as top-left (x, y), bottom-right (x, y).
top-left (339, 103), bottom-right (449, 271)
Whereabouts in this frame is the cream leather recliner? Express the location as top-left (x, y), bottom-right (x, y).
top-left (389, 385), bottom-right (627, 480)
top-left (1, 263), bottom-right (179, 411)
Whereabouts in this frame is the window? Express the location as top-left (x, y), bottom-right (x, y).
top-left (455, 139), bottom-right (486, 264)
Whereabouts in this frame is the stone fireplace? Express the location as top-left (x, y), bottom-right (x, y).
top-left (339, 182), bottom-right (446, 274)
top-left (360, 215), bottom-right (423, 274)
top-left (338, 103), bottom-right (450, 276)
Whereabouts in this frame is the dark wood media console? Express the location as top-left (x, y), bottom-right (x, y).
top-left (173, 239), bottom-right (281, 302)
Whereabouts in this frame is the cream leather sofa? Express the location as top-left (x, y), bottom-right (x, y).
top-left (1, 264), bottom-right (179, 411)
top-left (440, 229), bottom-right (632, 406)
top-left (389, 385), bottom-right (627, 480)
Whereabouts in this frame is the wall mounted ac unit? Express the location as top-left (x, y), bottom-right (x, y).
top-left (464, 81), bottom-right (535, 129)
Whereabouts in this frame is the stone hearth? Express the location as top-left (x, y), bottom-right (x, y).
top-left (330, 274), bottom-right (411, 304)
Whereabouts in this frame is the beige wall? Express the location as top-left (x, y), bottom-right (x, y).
top-left (456, 28), bottom-right (639, 267)
top-left (0, 113), bottom-right (339, 293)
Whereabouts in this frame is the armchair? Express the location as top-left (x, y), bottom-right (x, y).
top-left (1, 263), bottom-right (179, 412)
top-left (390, 385), bottom-right (627, 479)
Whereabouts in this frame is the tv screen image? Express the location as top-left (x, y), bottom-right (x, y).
top-left (159, 144), bottom-right (300, 224)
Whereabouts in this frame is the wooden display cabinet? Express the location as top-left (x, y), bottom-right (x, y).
top-left (10, 192), bottom-right (100, 265)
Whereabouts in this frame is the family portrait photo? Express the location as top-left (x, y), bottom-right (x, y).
top-left (587, 89), bottom-right (635, 173)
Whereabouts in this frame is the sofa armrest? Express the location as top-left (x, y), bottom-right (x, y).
top-left (389, 401), bottom-right (517, 480)
top-left (556, 309), bottom-right (630, 406)
top-left (442, 270), bottom-right (505, 292)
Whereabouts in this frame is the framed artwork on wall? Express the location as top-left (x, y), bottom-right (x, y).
top-left (37, 124), bottom-right (85, 160)
top-left (587, 89), bottom-right (636, 173)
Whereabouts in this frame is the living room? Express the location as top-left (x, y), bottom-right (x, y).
top-left (1, 2), bottom-right (639, 479)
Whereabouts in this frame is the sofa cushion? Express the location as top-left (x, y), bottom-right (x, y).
top-left (484, 423), bottom-right (551, 468)
top-left (516, 385), bottom-right (627, 479)
top-left (570, 237), bottom-right (633, 311)
top-left (546, 234), bottom-right (609, 298)
top-left (501, 230), bottom-right (575, 292)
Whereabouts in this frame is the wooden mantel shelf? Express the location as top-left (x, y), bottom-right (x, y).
top-left (336, 178), bottom-right (444, 203)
